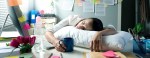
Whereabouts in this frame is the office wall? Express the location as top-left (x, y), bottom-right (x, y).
top-left (35, 0), bottom-right (53, 13)
top-left (54, 1), bottom-right (119, 29)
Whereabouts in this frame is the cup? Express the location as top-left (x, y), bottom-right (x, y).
top-left (62, 37), bottom-right (74, 52)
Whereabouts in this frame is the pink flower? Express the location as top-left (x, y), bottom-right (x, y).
top-left (16, 36), bottom-right (23, 44)
top-left (29, 36), bottom-right (36, 46)
top-left (23, 36), bottom-right (30, 44)
top-left (10, 38), bottom-right (20, 48)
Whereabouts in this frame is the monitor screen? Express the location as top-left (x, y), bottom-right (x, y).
top-left (6, 0), bottom-right (29, 36)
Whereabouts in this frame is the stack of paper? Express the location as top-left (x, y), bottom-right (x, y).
top-left (0, 46), bottom-right (20, 57)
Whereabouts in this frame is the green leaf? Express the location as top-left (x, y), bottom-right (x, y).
top-left (133, 23), bottom-right (144, 34)
top-left (20, 44), bottom-right (32, 54)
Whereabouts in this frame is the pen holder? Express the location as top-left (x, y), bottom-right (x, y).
top-left (62, 37), bottom-right (74, 52)
top-left (133, 39), bottom-right (150, 55)
top-left (143, 39), bottom-right (150, 55)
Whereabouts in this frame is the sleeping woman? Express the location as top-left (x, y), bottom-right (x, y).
top-left (45, 15), bottom-right (117, 52)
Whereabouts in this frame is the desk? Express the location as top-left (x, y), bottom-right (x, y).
top-left (30, 35), bottom-right (137, 58)
top-left (31, 47), bottom-right (138, 58)
top-left (0, 31), bottom-right (20, 37)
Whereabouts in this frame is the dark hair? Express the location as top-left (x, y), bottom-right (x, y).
top-left (89, 18), bottom-right (103, 31)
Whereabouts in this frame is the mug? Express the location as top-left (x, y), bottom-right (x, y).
top-left (62, 37), bottom-right (74, 52)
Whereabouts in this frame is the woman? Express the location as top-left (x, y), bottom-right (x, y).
top-left (45, 15), bottom-right (117, 52)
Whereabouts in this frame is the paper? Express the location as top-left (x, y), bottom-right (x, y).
top-left (95, 4), bottom-right (106, 16)
top-left (23, 23), bottom-right (30, 30)
top-left (8, 0), bottom-right (22, 6)
top-left (92, 0), bottom-right (100, 4)
top-left (83, 0), bottom-right (94, 12)
top-left (60, 0), bottom-right (75, 11)
top-left (75, 0), bottom-right (83, 6)
top-left (103, 50), bottom-right (116, 57)
top-left (115, 0), bottom-right (118, 4)
top-left (31, 15), bottom-right (35, 19)
top-left (51, 56), bottom-right (60, 58)
top-left (18, 15), bottom-right (26, 23)
top-left (4, 56), bottom-right (19, 58)
top-left (86, 53), bottom-right (90, 58)
top-left (95, 0), bottom-right (101, 4)
top-left (103, 0), bottom-right (115, 5)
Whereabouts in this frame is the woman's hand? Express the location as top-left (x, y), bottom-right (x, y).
top-left (90, 31), bottom-right (103, 52)
top-left (54, 40), bottom-right (66, 52)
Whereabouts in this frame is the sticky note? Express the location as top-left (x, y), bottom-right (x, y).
top-left (36, 16), bottom-right (41, 22)
top-left (40, 10), bottom-right (44, 14)
top-left (75, 0), bottom-right (83, 6)
top-left (18, 16), bottom-right (26, 23)
top-left (95, 0), bottom-right (100, 4)
top-left (104, 4), bottom-right (108, 7)
top-left (8, 0), bottom-right (22, 6)
top-left (92, 0), bottom-right (96, 4)
top-left (23, 23), bottom-right (30, 30)
top-left (30, 24), bottom-right (35, 28)
top-left (4, 56), bottom-right (19, 58)
top-left (51, 56), bottom-right (60, 58)
top-left (103, 50), bottom-right (116, 57)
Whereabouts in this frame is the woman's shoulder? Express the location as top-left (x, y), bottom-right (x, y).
top-left (68, 15), bottom-right (83, 26)
top-left (104, 24), bottom-right (116, 30)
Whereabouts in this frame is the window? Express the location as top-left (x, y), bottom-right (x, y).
top-left (0, 0), bottom-right (16, 31)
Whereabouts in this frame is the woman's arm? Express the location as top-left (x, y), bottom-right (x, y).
top-left (90, 25), bottom-right (117, 52)
top-left (45, 15), bottom-right (80, 52)
top-left (45, 16), bottom-right (72, 52)
top-left (100, 28), bottom-right (117, 36)
top-left (45, 31), bottom-right (59, 45)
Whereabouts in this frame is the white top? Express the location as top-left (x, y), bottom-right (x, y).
top-left (48, 15), bottom-right (116, 33)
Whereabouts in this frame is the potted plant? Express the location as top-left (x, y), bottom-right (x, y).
top-left (8, 36), bottom-right (36, 54)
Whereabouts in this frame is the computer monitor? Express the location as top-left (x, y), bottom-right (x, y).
top-left (6, 0), bottom-right (29, 36)
top-left (7, 7), bottom-right (24, 36)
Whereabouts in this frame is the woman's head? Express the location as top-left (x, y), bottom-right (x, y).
top-left (75, 18), bottom-right (103, 31)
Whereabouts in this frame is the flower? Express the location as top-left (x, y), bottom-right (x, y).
top-left (23, 36), bottom-right (30, 44)
top-left (10, 38), bottom-right (20, 48)
top-left (29, 36), bottom-right (36, 46)
top-left (9, 36), bottom-right (36, 53)
top-left (16, 36), bottom-right (23, 44)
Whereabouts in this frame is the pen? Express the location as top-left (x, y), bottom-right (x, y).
top-left (60, 53), bottom-right (63, 58)
top-left (49, 53), bottom-right (53, 58)
top-left (46, 47), bottom-right (55, 50)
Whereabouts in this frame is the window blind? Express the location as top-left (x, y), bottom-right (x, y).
top-left (0, 0), bottom-right (13, 29)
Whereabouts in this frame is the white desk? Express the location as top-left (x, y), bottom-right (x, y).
top-left (32, 46), bottom-right (90, 58)
top-left (31, 35), bottom-right (91, 58)
top-left (28, 34), bottom-right (138, 58)
top-left (0, 31), bottom-right (20, 37)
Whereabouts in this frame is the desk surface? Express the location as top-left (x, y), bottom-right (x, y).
top-left (1, 31), bottom-right (20, 37)
top-left (30, 35), bottom-right (138, 58)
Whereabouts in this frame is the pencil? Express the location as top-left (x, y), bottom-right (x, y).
top-left (60, 53), bottom-right (63, 58)
top-left (49, 53), bottom-right (53, 58)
